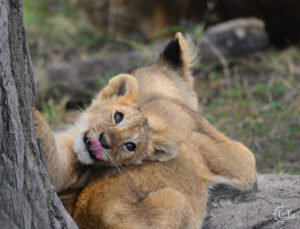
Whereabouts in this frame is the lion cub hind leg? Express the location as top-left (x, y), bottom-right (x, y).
top-left (193, 116), bottom-right (257, 192)
top-left (75, 187), bottom-right (199, 229)
top-left (204, 140), bottom-right (257, 192)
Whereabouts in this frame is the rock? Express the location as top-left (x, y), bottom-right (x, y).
top-left (203, 174), bottom-right (300, 229)
top-left (200, 18), bottom-right (269, 64)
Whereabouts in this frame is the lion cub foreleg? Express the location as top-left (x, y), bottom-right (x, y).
top-left (33, 108), bottom-right (84, 192)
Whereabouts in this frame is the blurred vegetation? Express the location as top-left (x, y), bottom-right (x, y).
top-left (24, 0), bottom-right (80, 47)
top-left (23, 0), bottom-right (148, 58)
top-left (197, 48), bottom-right (300, 174)
top-left (24, 0), bottom-right (300, 174)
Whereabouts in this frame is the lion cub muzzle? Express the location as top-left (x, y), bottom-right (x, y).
top-left (84, 129), bottom-right (122, 161)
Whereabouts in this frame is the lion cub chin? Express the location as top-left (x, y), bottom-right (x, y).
top-left (35, 32), bottom-right (257, 228)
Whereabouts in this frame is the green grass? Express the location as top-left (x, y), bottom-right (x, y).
top-left (197, 47), bottom-right (300, 174)
top-left (42, 96), bottom-right (69, 125)
top-left (24, 0), bottom-right (79, 44)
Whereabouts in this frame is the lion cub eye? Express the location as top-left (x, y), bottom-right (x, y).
top-left (124, 142), bottom-right (136, 151)
top-left (114, 111), bottom-right (124, 124)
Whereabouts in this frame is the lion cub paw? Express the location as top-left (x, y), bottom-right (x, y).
top-left (33, 108), bottom-right (50, 139)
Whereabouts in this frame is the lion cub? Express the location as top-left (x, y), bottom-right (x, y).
top-left (35, 33), bottom-right (257, 228)
top-left (34, 82), bottom-right (176, 193)
top-left (34, 76), bottom-right (184, 193)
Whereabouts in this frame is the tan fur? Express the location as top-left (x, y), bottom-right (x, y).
top-left (34, 83), bottom-right (153, 191)
top-left (34, 33), bottom-right (257, 228)
top-left (34, 109), bottom-right (85, 192)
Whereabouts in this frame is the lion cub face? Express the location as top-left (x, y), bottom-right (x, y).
top-left (73, 74), bottom-right (177, 166)
top-left (74, 104), bottom-right (152, 166)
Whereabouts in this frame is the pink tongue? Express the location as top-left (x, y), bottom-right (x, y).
top-left (89, 139), bottom-right (103, 159)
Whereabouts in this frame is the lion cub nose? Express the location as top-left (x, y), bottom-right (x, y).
top-left (99, 132), bottom-right (110, 149)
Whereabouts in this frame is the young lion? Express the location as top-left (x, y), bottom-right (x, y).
top-left (34, 75), bottom-right (176, 193)
top-left (35, 33), bottom-right (257, 228)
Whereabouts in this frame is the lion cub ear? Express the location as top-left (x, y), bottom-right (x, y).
top-left (147, 135), bottom-right (179, 162)
top-left (160, 32), bottom-right (196, 71)
top-left (98, 74), bottom-right (139, 104)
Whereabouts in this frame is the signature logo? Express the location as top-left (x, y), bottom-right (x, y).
top-left (273, 204), bottom-right (296, 224)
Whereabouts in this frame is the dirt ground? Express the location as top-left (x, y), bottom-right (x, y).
top-left (25, 0), bottom-right (300, 174)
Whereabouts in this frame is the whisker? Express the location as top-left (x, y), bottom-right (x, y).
top-left (105, 153), bottom-right (124, 174)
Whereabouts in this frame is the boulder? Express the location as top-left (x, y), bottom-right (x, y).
top-left (200, 18), bottom-right (268, 64)
top-left (204, 174), bottom-right (300, 229)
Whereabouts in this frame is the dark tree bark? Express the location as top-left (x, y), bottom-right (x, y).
top-left (0, 0), bottom-right (78, 228)
top-left (215, 0), bottom-right (300, 46)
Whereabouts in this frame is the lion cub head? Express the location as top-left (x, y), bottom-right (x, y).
top-left (73, 74), bottom-right (178, 166)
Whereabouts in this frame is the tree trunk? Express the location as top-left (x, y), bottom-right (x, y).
top-left (0, 0), bottom-right (78, 228)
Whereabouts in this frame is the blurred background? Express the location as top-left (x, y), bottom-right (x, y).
top-left (24, 0), bottom-right (300, 174)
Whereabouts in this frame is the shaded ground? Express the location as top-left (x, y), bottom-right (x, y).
top-left (25, 0), bottom-right (300, 174)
